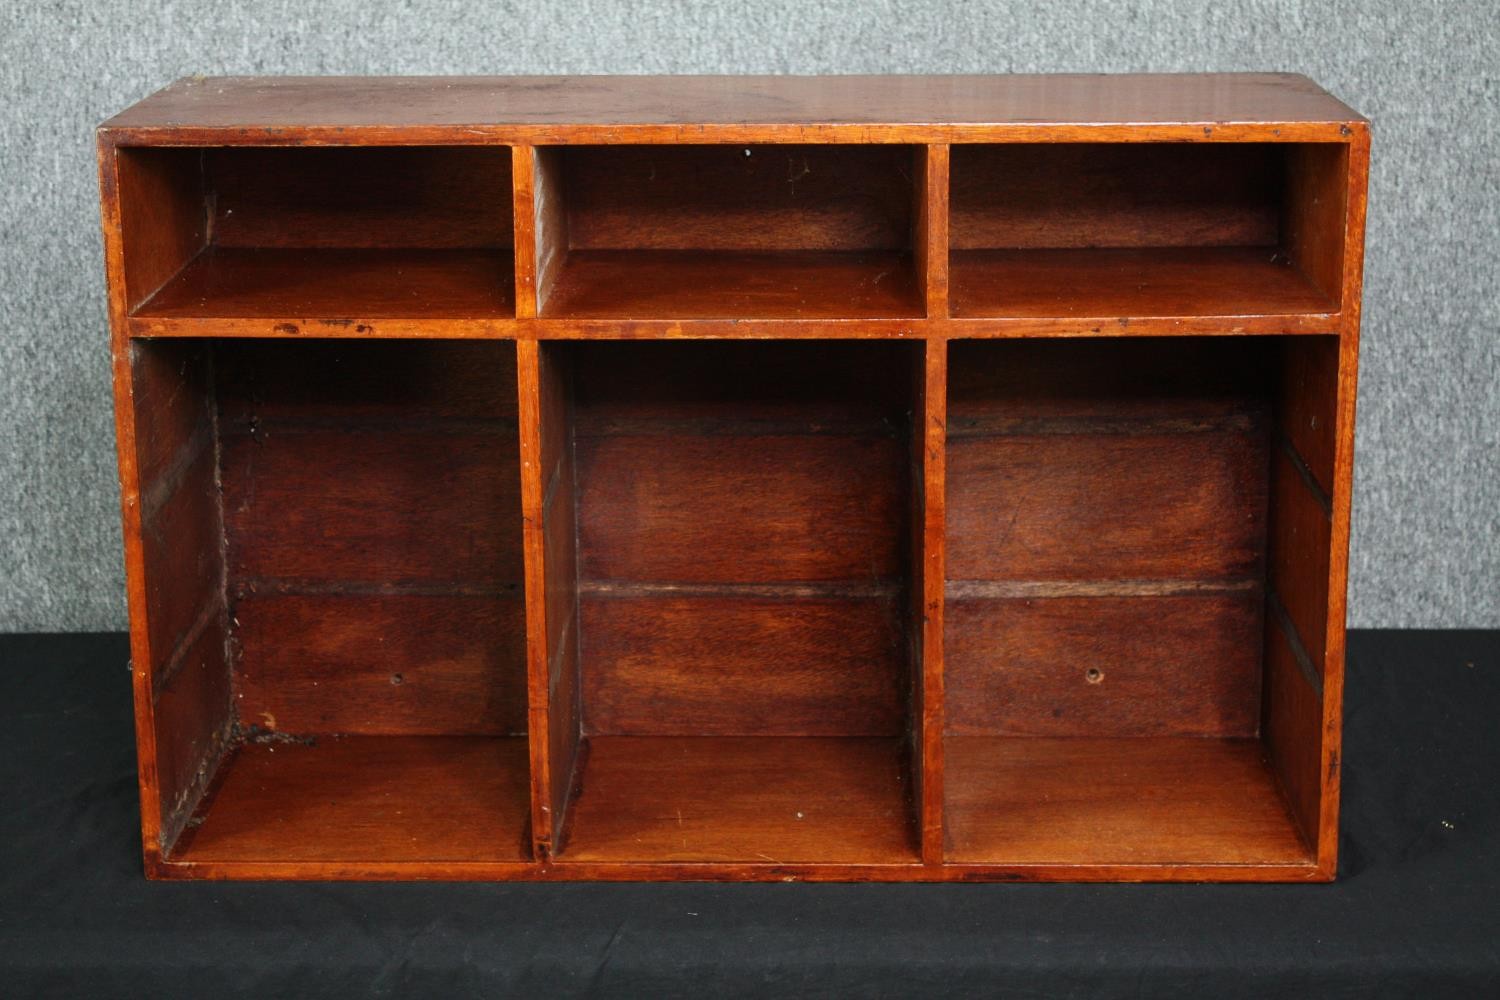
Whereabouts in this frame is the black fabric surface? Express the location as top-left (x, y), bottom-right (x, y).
top-left (0, 630), bottom-right (1495, 998)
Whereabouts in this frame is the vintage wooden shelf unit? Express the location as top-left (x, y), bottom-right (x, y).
top-left (98, 74), bottom-right (1368, 882)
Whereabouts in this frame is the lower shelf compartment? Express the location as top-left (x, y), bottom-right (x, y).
top-left (558, 736), bottom-right (918, 864)
top-left (174, 735), bottom-right (531, 864)
top-left (944, 736), bottom-right (1312, 866)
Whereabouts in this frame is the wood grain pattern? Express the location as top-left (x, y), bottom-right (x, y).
top-left (1278, 336), bottom-right (1341, 496)
top-left (206, 146), bottom-right (512, 249)
top-left (1268, 444), bottom-right (1333, 677)
top-left (231, 594), bottom-right (526, 736)
top-left (100, 74), bottom-right (1364, 140)
top-left (1262, 610), bottom-right (1323, 846)
top-left (133, 247), bottom-right (516, 328)
top-left (221, 429), bottom-right (520, 584)
top-left (176, 736), bottom-right (532, 863)
top-left (141, 447), bottom-right (223, 673)
top-left (579, 596), bottom-right (905, 736)
top-left (944, 737), bottom-right (1311, 864)
top-left (577, 432), bottom-right (905, 583)
top-left (544, 249), bottom-right (922, 320)
top-left (1283, 143), bottom-right (1349, 305)
top-left (945, 594), bottom-right (1262, 737)
top-left (113, 147), bottom-right (206, 309)
top-left (947, 428), bottom-right (1269, 582)
top-left (214, 338), bottom-right (518, 424)
top-left (915, 338), bottom-right (947, 861)
top-left (951, 143), bottom-right (1282, 250)
top-left (152, 611), bottom-right (233, 851)
top-left (561, 144), bottom-right (916, 251)
top-left (560, 736), bottom-right (916, 863)
top-left (950, 247), bottom-right (1334, 321)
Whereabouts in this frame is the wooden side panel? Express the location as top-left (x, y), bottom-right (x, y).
top-left (533, 147), bottom-right (570, 313)
top-left (1267, 445), bottom-right (1332, 679)
top-left (1282, 143), bottom-right (1348, 305)
top-left (580, 596), bottom-right (905, 736)
top-left (561, 144), bottom-right (916, 251)
top-left (115, 148), bottom-right (206, 310)
top-left (950, 144), bottom-right (1281, 250)
top-left (1262, 612), bottom-right (1323, 846)
top-left (946, 594), bottom-right (1262, 737)
top-left (1278, 336), bottom-right (1340, 501)
top-left (128, 340), bottom-right (231, 854)
top-left (207, 147), bottom-right (514, 249)
top-left (152, 613), bottom-right (233, 842)
top-left (141, 446), bottom-right (222, 671)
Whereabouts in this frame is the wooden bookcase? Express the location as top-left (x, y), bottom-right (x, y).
top-left (97, 74), bottom-right (1368, 882)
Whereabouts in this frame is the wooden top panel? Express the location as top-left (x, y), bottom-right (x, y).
top-left (99, 74), bottom-right (1364, 143)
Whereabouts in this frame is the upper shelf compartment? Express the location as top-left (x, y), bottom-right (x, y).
top-left (121, 146), bottom-right (516, 336)
top-left (949, 143), bottom-right (1348, 333)
top-left (529, 145), bottom-right (927, 322)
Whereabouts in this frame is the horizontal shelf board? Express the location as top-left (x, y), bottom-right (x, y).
top-left (173, 735), bottom-right (531, 864)
top-left (131, 247), bottom-right (517, 336)
top-left (560, 736), bottom-right (918, 864)
top-left (950, 247), bottom-right (1338, 329)
top-left (543, 250), bottom-right (923, 321)
top-left (944, 736), bottom-right (1311, 865)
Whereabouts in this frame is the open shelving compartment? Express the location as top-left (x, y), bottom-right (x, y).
top-left (119, 145), bottom-right (517, 337)
top-left (529, 144), bottom-right (927, 321)
top-left (948, 143), bottom-right (1347, 329)
top-left (942, 336), bottom-right (1341, 872)
top-left (527, 340), bottom-right (926, 867)
top-left (127, 337), bottom-right (530, 870)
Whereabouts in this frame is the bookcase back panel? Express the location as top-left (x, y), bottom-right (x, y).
top-left (951, 143), bottom-right (1282, 250)
top-left (946, 594), bottom-right (1262, 737)
top-left (580, 596), bottom-right (906, 737)
top-left (232, 594), bottom-right (527, 736)
top-left (945, 339), bottom-right (1273, 740)
top-left (568, 340), bottom-right (916, 738)
top-left (214, 340), bottom-right (526, 738)
top-left (206, 147), bottom-right (514, 249)
top-left (560, 145), bottom-right (917, 251)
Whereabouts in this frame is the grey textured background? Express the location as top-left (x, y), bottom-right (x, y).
top-left (1, 1), bottom-right (1496, 631)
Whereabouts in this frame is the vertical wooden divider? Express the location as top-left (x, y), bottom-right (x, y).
top-left (1319, 124), bottom-right (1371, 875)
top-left (516, 144), bottom-right (585, 861)
top-left (512, 146), bottom-right (551, 858)
top-left (916, 144), bottom-right (950, 864)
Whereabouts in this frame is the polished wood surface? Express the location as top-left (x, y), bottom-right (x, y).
top-left (98, 73), bottom-right (1368, 882)
top-left (177, 736), bottom-right (532, 863)
top-left (101, 74), bottom-right (1364, 140)
top-left (944, 737), bottom-right (1311, 865)
top-left (559, 737), bottom-right (915, 864)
